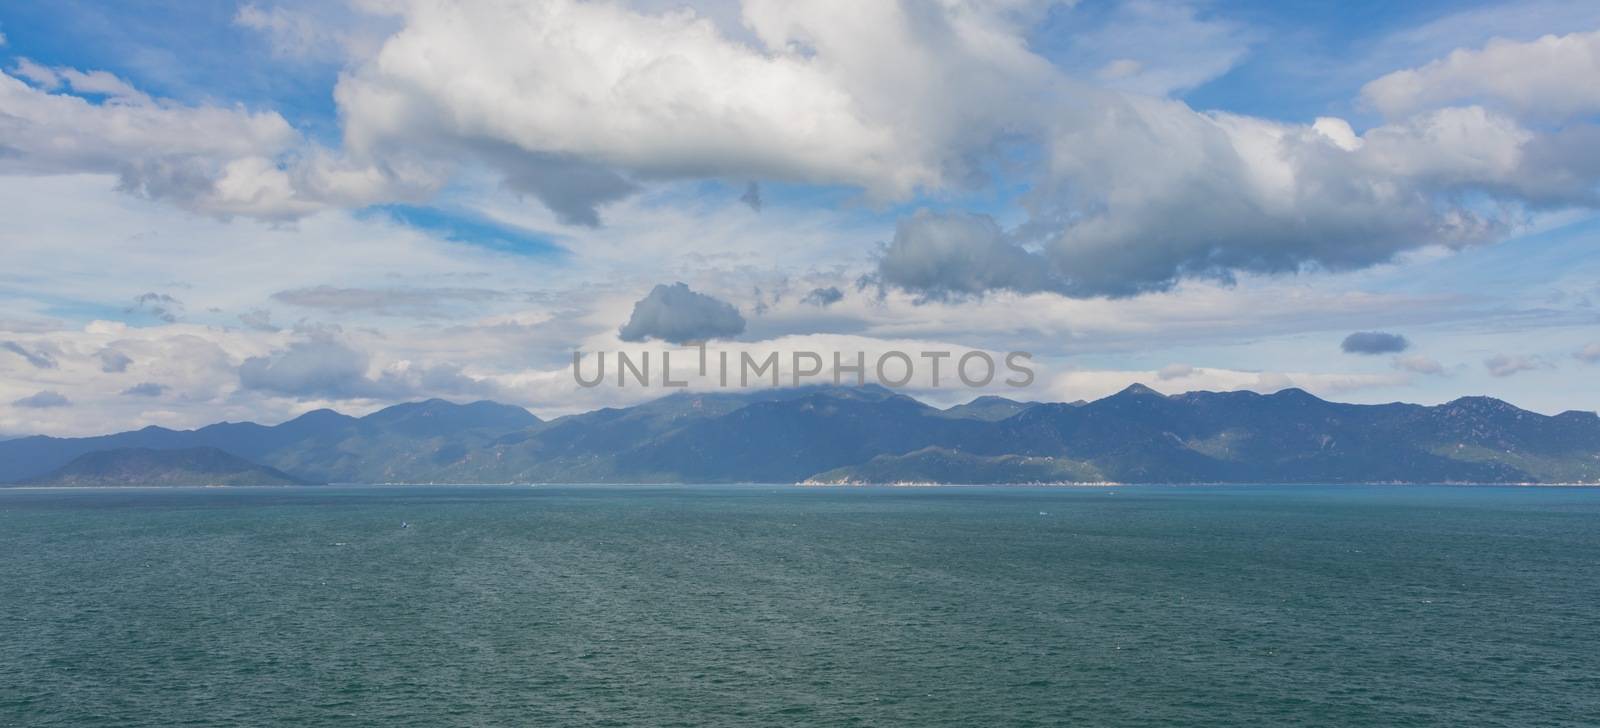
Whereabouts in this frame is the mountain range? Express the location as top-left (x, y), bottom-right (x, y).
top-left (4, 385), bottom-right (1599, 485)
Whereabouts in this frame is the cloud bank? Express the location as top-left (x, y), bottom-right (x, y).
top-left (5, 1), bottom-right (1598, 300)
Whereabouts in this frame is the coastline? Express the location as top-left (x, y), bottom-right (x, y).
top-left (5, 480), bottom-right (1600, 490)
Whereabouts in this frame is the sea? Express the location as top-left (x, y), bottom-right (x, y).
top-left (1, 484), bottom-right (1597, 727)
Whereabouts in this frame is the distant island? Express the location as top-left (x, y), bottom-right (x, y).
top-left (3, 385), bottom-right (1599, 486)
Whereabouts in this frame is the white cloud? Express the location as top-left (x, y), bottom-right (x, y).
top-left (1157, 363), bottom-right (1194, 380)
top-left (1363, 28), bottom-right (1600, 119)
top-left (332, 0), bottom-right (1055, 225)
top-left (7, 0), bottom-right (1598, 294)
top-left (0, 67), bottom-right (311, 218)
top-left (0, 62), bottom-right (434, 221)
top-left (1017, 97), bottom-right (1592, 297)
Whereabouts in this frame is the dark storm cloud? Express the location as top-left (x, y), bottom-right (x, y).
top-left (1341, 331), bottom-right (1411, 355)
top-left (618, 283), bottom-right (746, 344)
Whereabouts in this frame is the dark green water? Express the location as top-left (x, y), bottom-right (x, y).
top-left (2, 485), bottom-right (1598, 727)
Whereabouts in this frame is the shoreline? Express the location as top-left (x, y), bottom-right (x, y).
top-left (5, 480), bottom-right (1600, 490)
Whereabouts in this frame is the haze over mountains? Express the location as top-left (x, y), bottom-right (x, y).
top-left (3, 385), bottom-right (1599, 486)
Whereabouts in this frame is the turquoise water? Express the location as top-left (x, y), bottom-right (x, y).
top-left (2, 485), bottom-right (1598, 727)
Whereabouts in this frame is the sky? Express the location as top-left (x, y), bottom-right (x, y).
top-left (2, 0), bottom-right (1599, 436)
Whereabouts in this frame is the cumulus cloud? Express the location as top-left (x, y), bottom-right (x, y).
top-left (1342, 331), bottom-right (1411, 355)
top-left (271, 285), bottom-right (505, 317)
top-left (875, 211), bottom-right (1061, 300)
top-left (13, 390), bottom-right (70, 408)
top-left (1362, 29), bottom-right (1600, 119)
top-left (1, 340), bottom-right (57, 369)
top-left (1038, 100), bottom-right (1582, 296)
top-left (800, 286), bottom-right (844, 307)
top-left (0, 62), bottom-right (430, 221)
top-left (1, 65), bottom-right (302, 219)
top-left (121, 382), bottom-right (168, 397)
top-left (1485, 354), bottom-right (1548, 378)
top-left (872, 89), bottom-right (1597, 298)
top-left (97, 348), bottom-right (132, 373)
top-left (618, 282), bottom-right (746, 344)
top-left (332, 0), bottom-right (1053, 226)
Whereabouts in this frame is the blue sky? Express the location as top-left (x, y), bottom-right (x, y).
top-left (1, 0), bottom-right (1599, 435)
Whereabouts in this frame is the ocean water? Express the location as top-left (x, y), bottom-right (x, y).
top-left (1, 485), bottom-right (1597, 727)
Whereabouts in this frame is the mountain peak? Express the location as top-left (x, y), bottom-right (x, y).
top-left (1269, 387), bottom-right (1324, 404)
top-left (360, 398), bottom-right (540, 435)
top-left (940, 395), bottom-right (1039, 421)
top-left (964, 395), bottom-right (1022, 405)
top-left (288, 408), bottom-right (348, 422)
top-left (1111, 383), bottom-right (1164, 398)
top-left (1443, 395), bottom-right (1526, 416)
